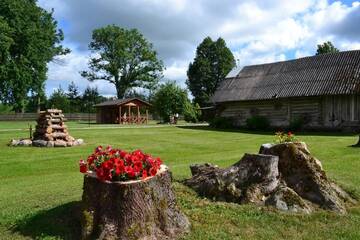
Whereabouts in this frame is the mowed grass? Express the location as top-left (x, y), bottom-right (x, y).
top-left (0, 121), bottom-right (360, 240)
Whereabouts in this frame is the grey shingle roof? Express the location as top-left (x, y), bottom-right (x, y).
top-left (211, 50), bottom-right (360, 103)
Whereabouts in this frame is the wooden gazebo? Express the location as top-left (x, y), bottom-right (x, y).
top-left (94, 98), bottom-right (151, 124)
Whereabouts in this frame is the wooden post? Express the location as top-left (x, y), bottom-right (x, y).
top-left (119, 106), bottom-right (122, 124)
top-left (29, 124), bottom-right (33, 139)
top-left (137, 106), bottom-right (140, 124)
top-left (146, 109), bottom-right (149, 124)
top-left (128, 105), bottom-right (131, 124)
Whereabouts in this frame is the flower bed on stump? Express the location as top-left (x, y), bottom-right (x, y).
top-left (79, 146), bottom-right (190, 240)
top-left (79, 146), bottom-right (163, 181)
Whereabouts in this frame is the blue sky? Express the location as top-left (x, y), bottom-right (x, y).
top-left (37, 0), bottom-right (360, 97)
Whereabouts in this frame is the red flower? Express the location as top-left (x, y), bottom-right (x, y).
top-left (95, 146), bottom-right (103, 153)
top-left (134, 160), bottom-right (143, 170)
top-left (149, 167), bottom-right (157, 176)
top-left (79, 160), bottom-right (87, 173)
top-left (80, 146), bottom-right (163, 182)
top-left (102, 160), bottom-right (114, 171)
top-left (119, 150), bottom-right (127, 158)
top-left (142, 170), bottom-right (148, 180)
top-left (288, 131), bottom-right (293, 136)
top-left (125, 166), bottom-right (136, 178)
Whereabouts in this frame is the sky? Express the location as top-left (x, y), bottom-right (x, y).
top-left (37, 0), bottom-right (360, 97)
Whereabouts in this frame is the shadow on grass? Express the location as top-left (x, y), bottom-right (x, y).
top-left (177, 125), bottom-right (357, 137)
top-left (13, 201), bottom-right (81, 239)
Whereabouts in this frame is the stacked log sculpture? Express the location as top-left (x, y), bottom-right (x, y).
top-left (9, 109), bottom-right (84, 147)
top-left (184, 142), bottom-right (356, 214)
top-left (81, 165), bottom-right (190, 240)
top-left (32, 109), bottom-right (83, 147)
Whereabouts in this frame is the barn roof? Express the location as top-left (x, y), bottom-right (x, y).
top-left (94, 98), bottom-right (151, 107)
top-left (211, 50), bottom-right (360, 103)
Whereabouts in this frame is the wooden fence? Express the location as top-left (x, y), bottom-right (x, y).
top-left (0, 113), bottom-right (96, 121)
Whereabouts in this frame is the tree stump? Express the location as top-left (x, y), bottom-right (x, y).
top-left (184, 154), bottom-right (280, 204)
top-left (185, 142), bottom-right (356, 214)
top-left (81, 165), bottom-right (190, 240)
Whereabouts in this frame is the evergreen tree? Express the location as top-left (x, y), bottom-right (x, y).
top-left (47, 86), bottom-right (70, 112)
top-left (67, 81), bottom-right (80, 112)
top-left (187, 37), bottom-right (235, 107)
top-left (81, 86), bottom-right (104, 113)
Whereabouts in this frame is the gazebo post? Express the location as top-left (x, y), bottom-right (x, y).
top-left (128, 105), bottom-right (131, 124)
top-left (146, 109), bottom-right (149, 124)
top-left (119, 106), bottom-right (122, 124)
top-left (137, 106), bottom-right (140, 124)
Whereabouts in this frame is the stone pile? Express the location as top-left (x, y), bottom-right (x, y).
top-left (9, 109), bottom-right (83, 147)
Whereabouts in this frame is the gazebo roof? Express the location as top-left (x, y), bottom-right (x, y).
top-left (94, 98), bottom-right (151, 107)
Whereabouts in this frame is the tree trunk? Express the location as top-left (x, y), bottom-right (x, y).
top-left (81, 166), bottom-right (190, 240)
top-left (36, 94), bottom-right (41, 113)
top-left (115, 76), bottom-right (127, 99)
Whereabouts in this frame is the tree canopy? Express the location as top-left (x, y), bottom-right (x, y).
top-left (81, 25), bottom-right (164, 99)
top-left (187, 37), bottom-right (235, 107)
top-left (0, 0), bottom-right (69, 112)
top-left (47, 86), bottom-right (70, 112)
top-left (316, 41), bottom-right (339, 55)
top-left (153, 81), bottom-right (189, 123)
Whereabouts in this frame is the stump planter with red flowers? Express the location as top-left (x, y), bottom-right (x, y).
top-left (79, 146), bottom-right (190, 240)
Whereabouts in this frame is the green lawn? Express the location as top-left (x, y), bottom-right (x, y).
top-left (0, 121), bottom-right (360, 239)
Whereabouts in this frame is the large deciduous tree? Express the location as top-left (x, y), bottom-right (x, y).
top-left (316, 41), bottom-right (339, 55)
top-left (0, 0), bottom-right (69, 112)
top-left (187, 37), bottom-right (235, 107)
top-left (81, 25), bottom-right (164, 99)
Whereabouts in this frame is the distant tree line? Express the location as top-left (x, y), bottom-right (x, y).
top-left (24, 82), bottom-right (105, 113)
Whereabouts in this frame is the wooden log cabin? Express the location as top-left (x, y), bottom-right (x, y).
top-left (211, 50), bottom-right (360, 131)
top-left (94, 98), bottom-right (151, 124)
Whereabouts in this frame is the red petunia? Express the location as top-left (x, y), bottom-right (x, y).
top-left (119, 150), bottom-right (127, 158)
top-left (79, 159), bottom-right (87, 173)
top-left (80, 146), bottom-right (163, 182)
top-left (125, 166), bottom-right (136, 178)
top-left (149, 167), bottom-right (157, 176)
top-left (142, 170), bottom-right (148, 180)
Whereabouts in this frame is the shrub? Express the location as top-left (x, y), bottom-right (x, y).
top-left (153, 81), bottom-right (189, 123)
top-left (209, 117), bottom-right (234, 129)
top-left (289, 117), bottom-right (304, 131)
top-left (79, 146), bottom-right (163, 182)
top-left (246, 116), bottom-right (270, 130)
top-left (183, 102), bottom-right (201, 123)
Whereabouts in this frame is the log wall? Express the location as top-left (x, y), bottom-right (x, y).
top-left (219, 94), bottom-right (360, 130)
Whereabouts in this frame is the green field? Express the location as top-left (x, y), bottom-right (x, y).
top-left (0, 121), bottom-right (360, 239)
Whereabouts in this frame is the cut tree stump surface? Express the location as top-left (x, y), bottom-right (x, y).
top-left (81, 165), bottom-right (190, 240)
top-left (184, 142), bottom-right (356, 214)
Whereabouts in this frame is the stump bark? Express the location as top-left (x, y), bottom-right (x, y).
top-left (185, 154), bottom-right (279, 204)
top-left (81, 165), bottom-right (190, 240)
top-left (184, 142), bottom-right (356, 214)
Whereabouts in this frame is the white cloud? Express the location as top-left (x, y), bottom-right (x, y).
top-left (37, 0), bottom-right (360, 97)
